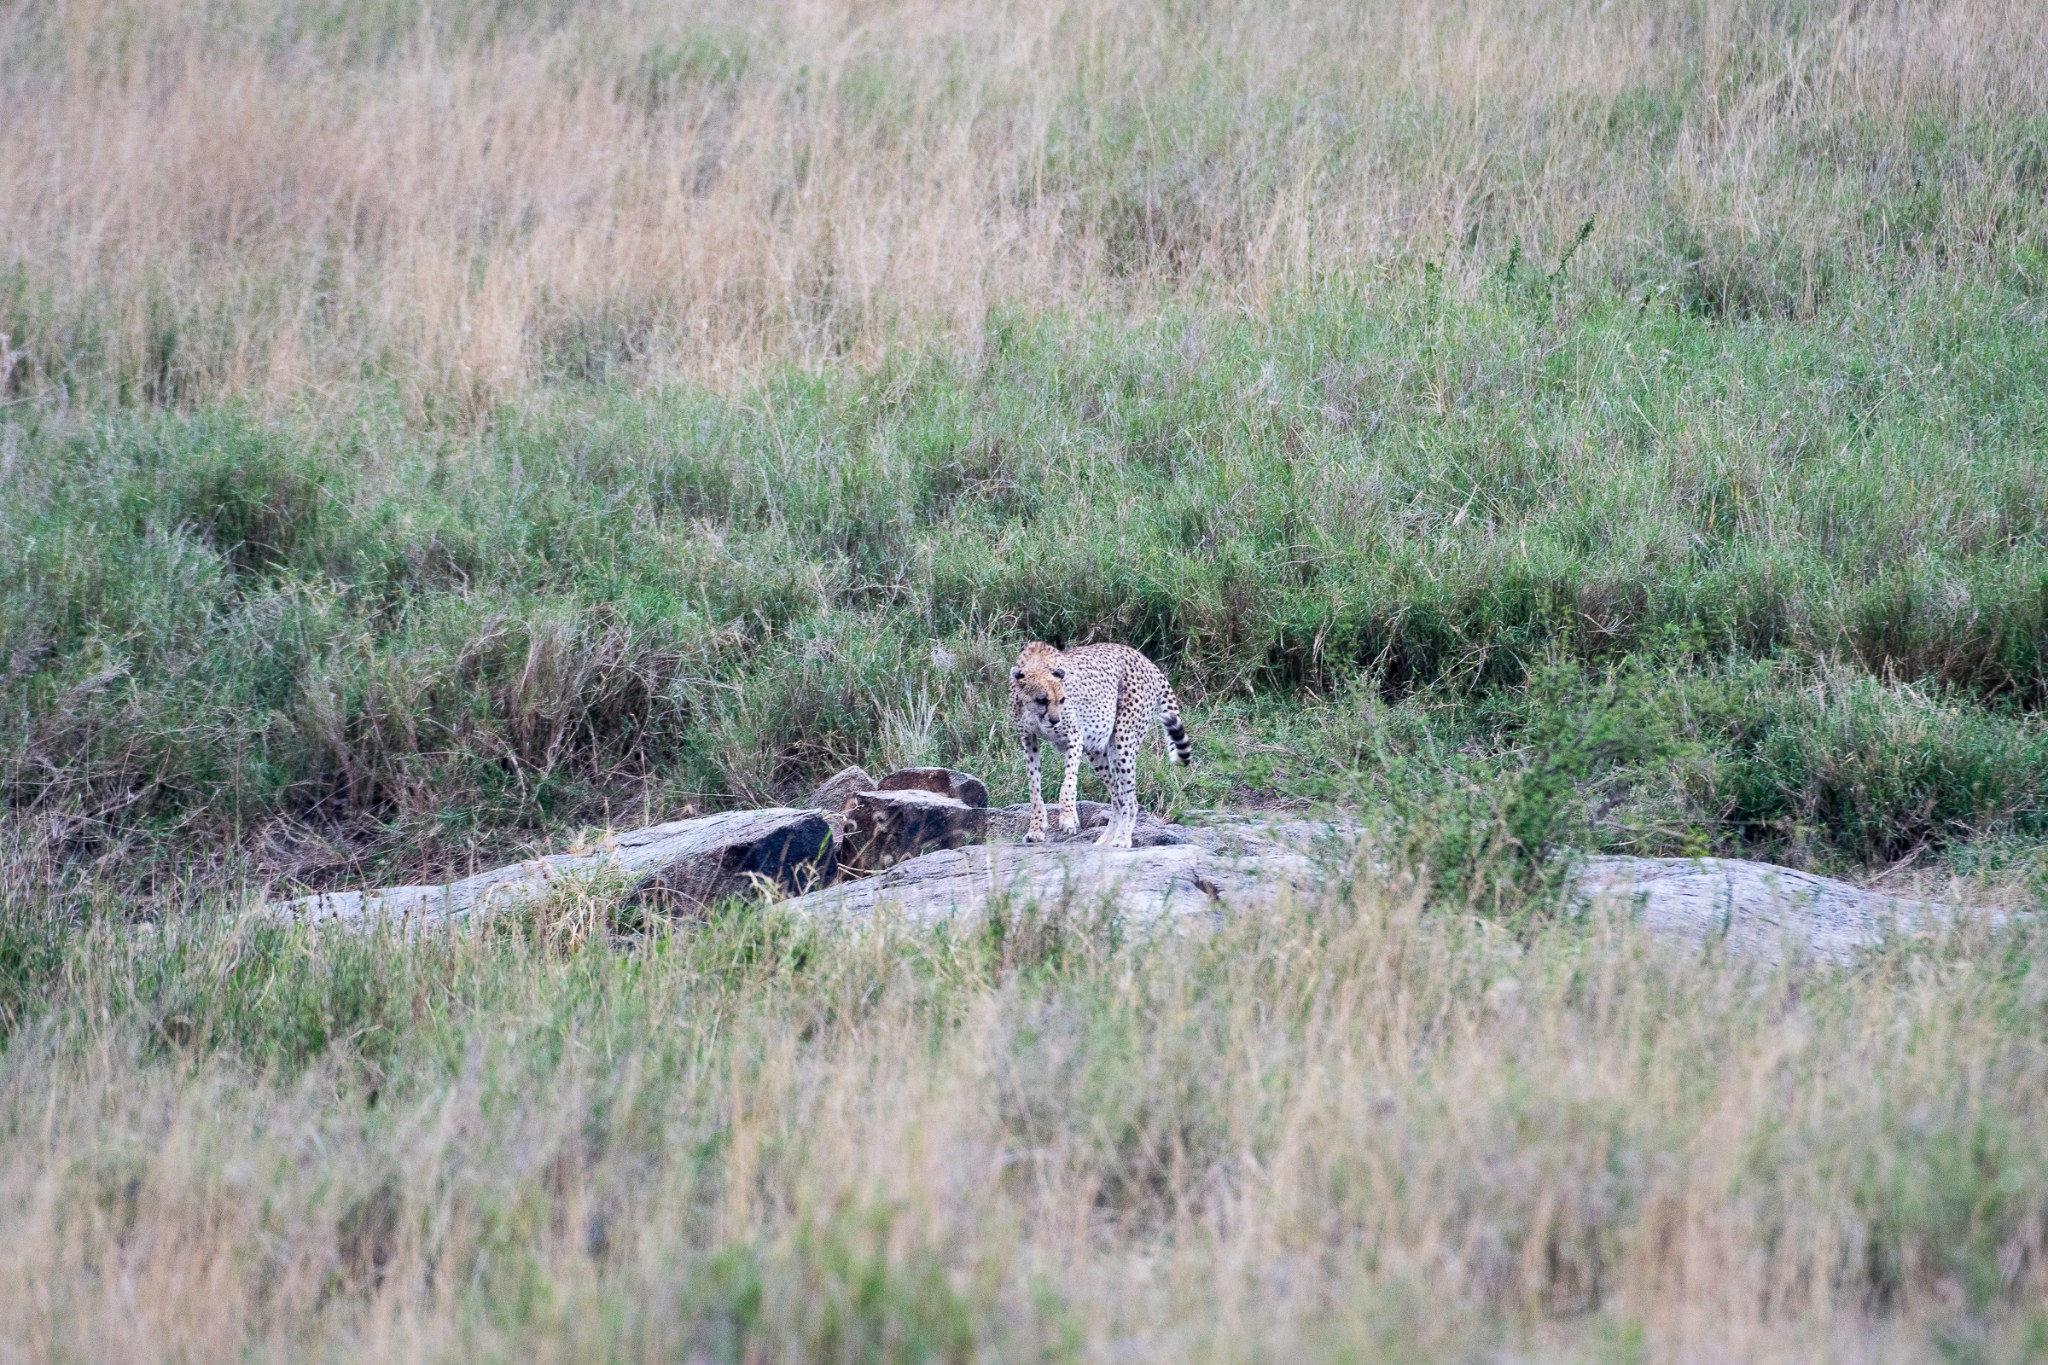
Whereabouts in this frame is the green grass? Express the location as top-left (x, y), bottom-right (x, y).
top-left (5, 269), bottom-right (2046, 889)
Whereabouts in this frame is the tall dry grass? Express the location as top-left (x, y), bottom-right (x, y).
top-left (3, 0), bottom-right (2043, 416)
top-left (1, 874), bottom-right (2042, 1361)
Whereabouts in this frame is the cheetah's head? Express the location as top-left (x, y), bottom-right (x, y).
top-left (1010, 644), bottom-right (1066, 727)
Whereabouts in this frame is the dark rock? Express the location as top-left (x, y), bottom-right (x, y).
top-left (638, 809), bottom-right (839, 909)
top-left (877, 766), bottom-right (989, 809)
top-left (806, 765), bottom-right (877, 813)
top-left (844, 789), bottom-right (988, 871)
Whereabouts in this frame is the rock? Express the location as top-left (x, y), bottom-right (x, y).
top-left (806, 765), bottom-right (877, 813)
top-left (1568, 855), bottom-right (2011, 966)
top-left (270, 793), bottom-right (2015, 969)
top-left (785, 814), bottom-right (1336, 926)
top-left (876, 767), bottom-right (989, 809)
top-left (787, 806), bottom-right (2012, 967)
top-left (985, 800), bottom-right (1189, 848)
top-left (636, 810), bottom-right (839, 908)
top-left (274, 808), bottom-right (837, 929)
top-left (843, 789), bottom-right (988, 871)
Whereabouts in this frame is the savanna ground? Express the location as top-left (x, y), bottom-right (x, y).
top-left (3, 0), bottom-right (2048, 1357)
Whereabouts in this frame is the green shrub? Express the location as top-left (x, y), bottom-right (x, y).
top-left (5, 278), bottom-right (2047, 882)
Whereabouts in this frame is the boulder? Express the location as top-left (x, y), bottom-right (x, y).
top-left (270, 795), bottom-right (2017, 970)
top-left (274, 808), bottom-right (837, 929)
top-left (806, 765), bottom-right (877, 813)
top-left (1569, 855), bottom-right (2013, 966)
top-left (843, 789), bottom-right (988, 871)
top-left (876, 767), bottom-right (989, 809)
top-left (787, 810), bottom-right (2014, 967)
top-left (784, 813), bottom-right (1332, 926)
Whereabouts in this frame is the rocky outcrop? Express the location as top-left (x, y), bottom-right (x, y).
top-left (842, 789), bottom-right (988, 871)
top-left (1568, 855), bottom-right (2010, 966)
top-left (788, 813), bottom-right (2010, 966)
top-left (275, 808), bottom-right (835, 928)
top-left (268, 778), bottom-right (2011, 967)
top-left (784, 814), bottom-right (1339, 925)
top-left (984, 800), bottom-right (1190, 848)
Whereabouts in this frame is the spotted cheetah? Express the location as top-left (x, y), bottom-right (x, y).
top-left (1009, 641), bottom-right (1192, 849)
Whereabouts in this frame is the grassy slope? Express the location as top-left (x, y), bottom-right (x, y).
top-left (5, 278), bottom-right (2046, 890)
top-left (4, 0), bottom-right (2048, 1356)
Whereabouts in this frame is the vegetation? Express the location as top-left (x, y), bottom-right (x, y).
top-left (8, 287), bottom-right (2048, 890)
top-left (6, 849), bottom-right (2048, 1360)
top-left (3, 0), bottom-right (2047, 1355)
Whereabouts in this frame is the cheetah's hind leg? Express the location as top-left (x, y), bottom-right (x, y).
top-left (1093, 734), bottom-right (1139, 850)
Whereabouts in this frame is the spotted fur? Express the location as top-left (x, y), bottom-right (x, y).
top-left (1009, 641), bottom-right (1191, 849)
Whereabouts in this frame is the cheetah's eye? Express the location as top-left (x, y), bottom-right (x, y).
top-left (1051, 668), bottom-right (1064, 679)
top-left (1012, 669), bottom-right (1024, 681)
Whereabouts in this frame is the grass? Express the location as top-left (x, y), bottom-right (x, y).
top-left (3, 0), bottom-right (2048, 1356)
top-left (5, 283), bottom-right (2047, 889)
top-left (3, 0), bottom-right (2046, 410)
top-left (4, 860), bottom-right (2047, 1359)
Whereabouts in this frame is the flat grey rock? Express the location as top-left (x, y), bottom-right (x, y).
top-left (275, 808), bottom-right (835, 928)
top-left (1569, 855), bottom-right (2012, 965)
top-left (780, 815), bottom-right (1340, 927)
top-left (267, 794), bottom-right (2015, 968)
top-left (984, 801), bottom-right (1190, 848)
top-left (784, 811), bottom-right (2012, 967)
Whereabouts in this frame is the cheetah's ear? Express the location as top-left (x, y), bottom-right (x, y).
top-left (1051, 668), bottom-right (1065, 679)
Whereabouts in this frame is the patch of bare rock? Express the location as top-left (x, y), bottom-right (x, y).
top-left (1567, 856), bottom-right (2013, 965)
top-left (272, 765), bottom-right (2014, 965)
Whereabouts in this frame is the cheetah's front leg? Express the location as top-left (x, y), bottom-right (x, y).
top-left (1057, 741), bottom-right (1083, 835)
top-left (1023, 737), bottom-right (1049, 843)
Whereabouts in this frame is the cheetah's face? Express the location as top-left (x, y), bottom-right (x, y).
top-left (1012, 664), bottom-right (1065, 727)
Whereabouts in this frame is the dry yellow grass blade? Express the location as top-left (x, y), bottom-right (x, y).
top-left (3, 0), bottom-right (2042, 414)
top-left (0, 879), bottom-right (2036, 1360)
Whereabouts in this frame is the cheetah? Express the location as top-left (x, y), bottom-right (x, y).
top-left (1009, 641), bottom-right (1192, 849)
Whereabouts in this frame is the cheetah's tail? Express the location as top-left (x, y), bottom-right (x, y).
top-left (1160, 686), bottom-right (1192, 766)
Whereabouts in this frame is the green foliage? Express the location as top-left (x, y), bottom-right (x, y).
top-left (785, 1205), bottom-right (979, 1365)
top-left (1681, 668), bottom-right (2048, 864)
top-left (6, 271), bottom-right (2048, 884)
top-left (137, 918), bottom-right (424, 1070)
top-left (0, 894), bottom-right (65, 1042)
top-left (1316, 654), bottom-right (2048, 898)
